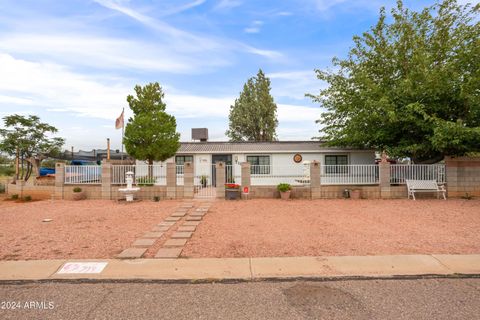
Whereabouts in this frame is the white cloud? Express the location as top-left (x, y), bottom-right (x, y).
top-left (244, 20), bottom-right (263, 34)
top-left (214, 0), bottom-right (243, 10)
top-left (268, 70), bottom-right (323, 101)
top-left (93, 0), bottom-right (282, 60)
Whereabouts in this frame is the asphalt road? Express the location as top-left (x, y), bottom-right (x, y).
top-left (1, 278), bottom-right (479, 320)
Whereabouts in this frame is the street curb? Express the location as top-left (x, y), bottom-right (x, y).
top-left (1, 254), bottom-right (479, 282)
top-left (1, 273), bottom-right (480, 285)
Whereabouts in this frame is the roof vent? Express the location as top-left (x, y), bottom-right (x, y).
top-left (192, 128), bottom-right (208, 142)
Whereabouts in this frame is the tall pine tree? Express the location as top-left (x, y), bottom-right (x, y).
top-left (226, 69), bottom-right (278, 141)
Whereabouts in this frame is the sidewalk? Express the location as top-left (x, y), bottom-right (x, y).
top-left (0, 254), bottom-right (479, 282)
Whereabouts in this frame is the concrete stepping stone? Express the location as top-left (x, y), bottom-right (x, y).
top-left (183, 221), bottom-right (201, 226)
top-left (178, 225), bottom-right (196, 232)
top-left (171, 212), bottom-right (187, 217)
top-left (190, 212), bottom-right (206, 217)
top-left (186, 216), bottom-right (202, 221)
top-left (132, 238), bottom-right (156, 247)
top-left (165, 216), bottom-right (181, 222)
top-left (143, 231), bottom-right (164, 238)
top-left (164, 239), bottom-right (187, 247)
top-left (152, 225), bottom-right (171, 232)
top-left (117, 248), bottom-right (147, 259)
top-left (159, 221), bottom-right (176, 226)
top-left (155, 247), bottom-right (183, 259)
top-left (195, 208), bottom-right (208, 212)
top-left (171, 231), bottom-right (193, 239)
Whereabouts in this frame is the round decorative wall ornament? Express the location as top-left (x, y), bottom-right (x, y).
top-left (293, 154), bottom-right (303, 163)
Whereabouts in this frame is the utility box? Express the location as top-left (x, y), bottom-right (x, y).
top-left (192, 128), bottom-right (208, 142)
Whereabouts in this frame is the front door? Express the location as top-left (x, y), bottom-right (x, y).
top-left (212, 154), bottom-right (232, 186)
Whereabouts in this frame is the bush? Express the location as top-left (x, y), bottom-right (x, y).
top-left (73, 187), bottom-right (82, 193)
top-left (0, 165), bottom-right (15, 177)
top-left (11, 194), bottom-right (19, 200)
top-left (0, 183), bottom-right (5, 194)
top-left (137, 177), bottom-right (155, 186)
top-left (277, 183), bottom-right (291, 192)
top-left (24, 195), bottom-right (32, 201)
top-left (153, 196), bottom-right (160, 202)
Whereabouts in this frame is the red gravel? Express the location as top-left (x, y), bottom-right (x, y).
top-left (182, 199), bottom-right (480, 258)
top-left (0, 199), bottom-right (180, 260)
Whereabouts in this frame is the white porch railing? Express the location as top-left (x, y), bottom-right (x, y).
top-left (390, 164), bottom-right (446, 184)
top-left (112, 165), bottom-right (166, 185)
top-left (65, 165), bottom-right (101, 184)
top-left (225, 164), bottom-right (242, 184)
top-left (320, 165), bottom-right (379, 185)
top-left (251, 165), bottom-right (309, 186)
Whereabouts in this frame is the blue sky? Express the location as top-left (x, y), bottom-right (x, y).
top-left (0, 0), bottom-right (477, 151)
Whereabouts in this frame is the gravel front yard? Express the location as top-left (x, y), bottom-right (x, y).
top-left (182, 199), bottom-right (480, 258)
top-left (0, 200), bottom-right (180, 260)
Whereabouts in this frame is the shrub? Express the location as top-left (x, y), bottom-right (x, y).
top-left (153, 196), bottom-right (160, 202)
top-left (0, 183), bottom-right (5, 194)
top-left (11, 194), bottom-right (19, 200)
top-left (137, 177), bottom-right (155, 186)
top-left (73, 187), bottom-right (82, 193)
top-left (277, 183), bottom-right (291, 192)
top-left (0, 165), bottom-right (15, 177)
top-left (24, 195), bottom-right (32, 201)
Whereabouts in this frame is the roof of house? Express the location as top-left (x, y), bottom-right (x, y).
top-left (177, 141), bottom-right (372, 154)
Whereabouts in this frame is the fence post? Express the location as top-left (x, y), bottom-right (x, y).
top-left (216, 162), bottom-right (225, 199)
top-left (183, 161), bottom-right (194, 199)
top-left (379, 160), bottom-right (391, 199)
top-left (101, 162), bottom-right (112, 200)
top-left (54, 162), bottom-right (65, 200)
top-left (241, 162), bottom-right (251, 199)
top-left (310, 161), bottom-right (321, 199)
top-left (166, 162), bottom-right (177, 199)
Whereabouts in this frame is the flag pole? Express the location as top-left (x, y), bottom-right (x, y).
top-left (121, 107), bottom-right (124, 161)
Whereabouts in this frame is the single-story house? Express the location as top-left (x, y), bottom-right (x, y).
top-left (136, 129), bottom-right (375, 186)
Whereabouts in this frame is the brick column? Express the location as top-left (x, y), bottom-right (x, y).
top-left (310, 160), bottom-right (321, 199)
top-left (183, 161), bottom-right (194, 199)
top-left (240, 162), bottom-right (251, 199)
top-left (216, 162), bottom-right (225, 199)
top-left (379, 161), bottom-right (391, 199)
top-left (445, 156), bottom-right (480, 197)
top-left (166, 162), bottom-right (177, 199)
top-left (101, 162), bottom-right (112, 200)
top-left (54, 162), bottom-right (65, 200)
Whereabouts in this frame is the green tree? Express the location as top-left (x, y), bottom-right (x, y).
top-left (310, 0), bottom-right (480, 163)
top-left (0, 115), bottom-right (64, 180)
top-left (227, 69), bottom-right (278, 141)
top-left (124, 82), bottom-right (180, 167)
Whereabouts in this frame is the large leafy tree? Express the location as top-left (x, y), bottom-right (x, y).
top-left (310, 0), bottom-right (480, 163)
top-left (0, 114), bottom-right (64, 181)
top-left (124, 82), bottom-right (180, 166)
top-left (227, 69), bottom-right (278, 141)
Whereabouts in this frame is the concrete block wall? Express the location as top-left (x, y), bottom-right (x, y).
top-left (446, 157), bottom-right (480, 197)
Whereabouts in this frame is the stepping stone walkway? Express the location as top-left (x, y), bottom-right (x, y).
top-left (171, 231), bottom-right (193, 239)
top-left (117, 201), bottom-right (212, 259)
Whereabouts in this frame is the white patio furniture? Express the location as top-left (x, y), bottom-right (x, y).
top-left (406, 179), bottom-right (446, 200)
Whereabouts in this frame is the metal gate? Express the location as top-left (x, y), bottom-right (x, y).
top-left (194, 164), bottom-right (216, 198)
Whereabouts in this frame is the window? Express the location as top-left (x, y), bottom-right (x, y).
top-left (325, 155), bottom-right (348, 174)
top-left (247, 155), bottom-right (270, 174)
top-left (176, 155), bottom-right (193, 174)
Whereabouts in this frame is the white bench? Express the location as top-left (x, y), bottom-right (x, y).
top-left (406, 179), bottom-right (446, 200)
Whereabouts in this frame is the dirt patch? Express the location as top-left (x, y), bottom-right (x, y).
top-left (182, 199), bottom-right (480, 258)
top-left (0, 199), bottom-right (180, 260)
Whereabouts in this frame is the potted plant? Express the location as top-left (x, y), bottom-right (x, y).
top-left (277, 183), bottom-right (292, 200)
top-left (225, 183), bottom-right (240, 200)
top-left (72, 187), bottom-right (86, 200)
top-left (350, 188), bottom-right (361, 199)
top-left (200, 175), bottom-right (208, 187)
